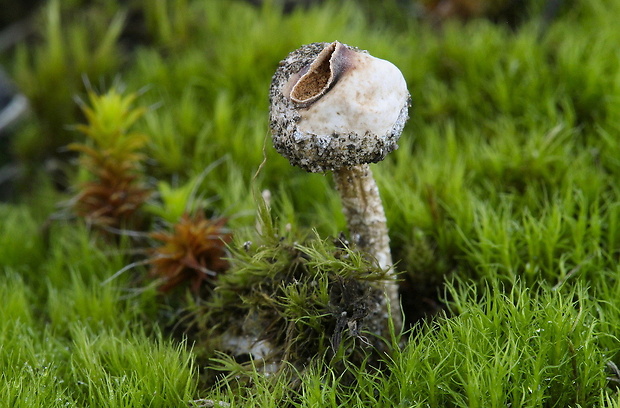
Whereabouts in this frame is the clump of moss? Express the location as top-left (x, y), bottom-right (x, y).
top-left (191, 201), bottom-right (395, 384)
top-left (148, 212), bottom-right (231, 293)
top-left (68, 88), bottom-right (151, 231)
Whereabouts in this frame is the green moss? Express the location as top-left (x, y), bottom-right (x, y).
top-left (194, 202), bottom-right (393, 382)
top-left (4, 0), bottom-right (620, 405)
top-left (0, 205), bottom-right (45, 270)
top-left (12, 0), bottom-right (125, 162)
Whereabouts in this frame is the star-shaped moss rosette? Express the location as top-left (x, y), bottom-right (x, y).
top-left (269, 41), bottom-right (411, 326)
top-left (148, 213), bottom-right (231, 293)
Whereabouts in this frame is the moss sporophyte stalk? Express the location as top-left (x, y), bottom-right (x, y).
top-left (269, 41), bottom-right (411, 330)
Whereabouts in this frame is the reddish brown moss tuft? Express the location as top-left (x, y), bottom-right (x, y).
top-left (148, 213), bottom-right (232, 293)
top-left (70, 165), bottom-right (151, 229)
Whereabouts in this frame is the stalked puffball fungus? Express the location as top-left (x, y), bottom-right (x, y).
top-left (269, 41), bottom-right (411, 327)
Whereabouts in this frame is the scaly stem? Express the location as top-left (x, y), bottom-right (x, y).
top-left (333, 164), bottom-right (401, 329)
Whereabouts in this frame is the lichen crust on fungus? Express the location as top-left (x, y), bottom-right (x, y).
top-left (269, 41), bottom-right (411, 173)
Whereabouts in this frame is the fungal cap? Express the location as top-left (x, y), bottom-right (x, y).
top-left (269, 41), bottom-right (411, 173)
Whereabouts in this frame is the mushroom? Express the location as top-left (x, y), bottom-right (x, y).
top-left (269, 41), bottom-right (410, 327)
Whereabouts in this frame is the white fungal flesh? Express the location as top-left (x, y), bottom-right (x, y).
top-left (296, 44), bottom-right (409, 138)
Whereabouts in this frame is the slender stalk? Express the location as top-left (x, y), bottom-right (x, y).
top-left (333, 164), bottom-right (402, 329)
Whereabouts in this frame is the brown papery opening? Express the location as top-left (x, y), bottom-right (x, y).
top-left (290, 42), bottom-right (337, 104)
